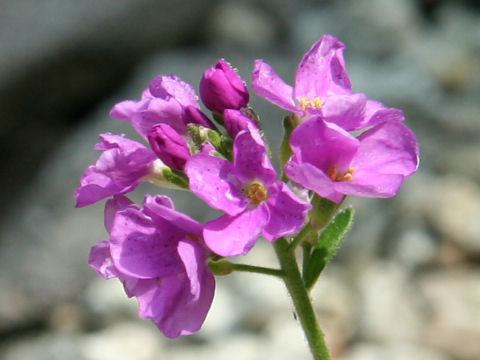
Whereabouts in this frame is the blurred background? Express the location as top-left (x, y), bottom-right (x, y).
top-left (1, 0), bottom-right (479, 359)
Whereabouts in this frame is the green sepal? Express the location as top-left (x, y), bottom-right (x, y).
top-left (208, 259), bottom-right (234, 276)
top-left (303, 207), bottom-right (354, 290)
top-left (280, 115), bottom-right (296, 169)
top-left (212, 112), bottom-right (224, 126)
top-left (162, 168), bottom-right (189, 189)
top-left (309, 194), bottom-right (343, 231)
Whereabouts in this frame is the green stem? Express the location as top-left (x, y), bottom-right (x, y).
top-left (288, 222), bottom-right (313, 251)
top-left (231, 263), bottom-right (284, 278)
top-left (273, 237), bottom-right (331, 360)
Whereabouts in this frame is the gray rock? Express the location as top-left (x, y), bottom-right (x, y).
top-left (341, 342), bottom-right (450, 360)
top-left (419, 267), bottom-right (480, 360)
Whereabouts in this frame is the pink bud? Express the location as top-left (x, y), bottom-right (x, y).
top-left (200, 59), bottom-right (249, 113)
top-left (148, 124), bottom-right (190, 171)
top-left (223, 109), bottom-right (258, 138)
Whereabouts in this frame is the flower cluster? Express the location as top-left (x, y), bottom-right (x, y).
top-left (76, 34), bottom-right (419, 338)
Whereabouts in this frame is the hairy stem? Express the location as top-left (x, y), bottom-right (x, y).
top-left (273, 237), bottom-right (331, 360)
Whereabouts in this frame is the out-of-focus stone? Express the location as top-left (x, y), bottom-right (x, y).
top-left (205, 2), bottom-right (276, 49)
top-left (1, 333), bottom-right (82, 360)
top-left (80, 322), bottom-right (162, 360)
top-left (357, 261), bottom-right (425, 342)
top-left (422, 176), bottom-right (480, 254)
top-left (419, 267), bottom-right (480, 360)
top-left (341, 342), bottom-right (450, 360)
top-left (311, 266), bottom-right (356, 357)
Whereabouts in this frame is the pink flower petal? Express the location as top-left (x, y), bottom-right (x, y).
top-left (252, 59), bottom-right (298, 113)
top-left (294, 34), bottom-right (351, 101)
top-left (203, 205), bottom-right (270, 256)
top-left (262, 182), bottom-right (311, 241)
top-left (185, 154), bottom-right (247, 216)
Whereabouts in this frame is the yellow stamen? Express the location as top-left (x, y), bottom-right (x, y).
top-left (299, 96), bottom-right (323, 111)
top-left (244, 181), bottom-right (268, 205)
top-left (328, 166), bottom-right (355, 182)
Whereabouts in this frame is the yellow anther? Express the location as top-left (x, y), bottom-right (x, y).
top-left (244, 181), bottom-right (268, 205)
top-left (328, 166), bottom-right (354, 182)
top-left (299, 96), bottom-right (323, 111)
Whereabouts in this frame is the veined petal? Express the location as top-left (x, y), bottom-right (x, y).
top-left (110, 99), bottom-right (146, 121)
top-left (361, 101), bottom-right (405, 128)
top-left (252, 59), bottom-right (298, 113)
top-left (142, 194), bottom-right (203, 238)
top-left (109, 208), bottom-right (182, 279)
top-left (233, 125), bottom-right (276, 185)
top-left (104, 195), bottom-right (136, 233)
top-left (131, 97), bottom-right (185, 138)
top-left (294, 34), bottom-right (351, 101)
top-left (353, 122), bottom-right (419, 176)
top-left (75, 134), bottom-right (156, 207)
top-left (185, 154), bottom-right (247, 216)
top-left (204, 205), bottom-right (270, 256)
top-left (149, 74), bottom-right (199, 108)
top-left (89, 240), bottom-right (118, 279)
top-left (263, 181), bottom-right (311, 241)
top-left (321, 93), bottom-right (367, 130)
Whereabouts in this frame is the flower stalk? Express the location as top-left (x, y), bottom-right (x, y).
top-left (273, 237), bottom-right (331, 360)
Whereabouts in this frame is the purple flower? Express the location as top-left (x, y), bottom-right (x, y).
top-left (148, 123), bottom-right (190, 171)
top-left (185, 125), bottom-right (311, 257)
top-left (285, 116), bottom-right (419, 203)
top-left (75, 134), bottom-right (159, 207)
top-left (223, 109), bottom-right (258, 138)
top-left (252, 34), bottom-right (399, 130)
top-left (200, 59), bottom-right (249, 113)
top-left (110, 74), bottom-right (212, 138)
top-left (89, 195), bottom-right (215, 338)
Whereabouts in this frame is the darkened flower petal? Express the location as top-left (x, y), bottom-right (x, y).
top-left (89, 240), bottom-right (118, 279)
top-left (74, 134), bottom-right (156, 207)
top-left (203, 205), bottom-right (270, 256)
top-left (252, 59), bottom-right (298, 113)
top-left (104, 195), bottom-right (137, 233)
top-left (142, 194), bottom-right (203, 238)
top-left (185, 154), bottom-right (247, 216)
top-left (262, 181), bottom-right (311, 241)
top-left (122, 239), bottom-right (214, 339)
top-left (109, 207), bottom-right (182, 279)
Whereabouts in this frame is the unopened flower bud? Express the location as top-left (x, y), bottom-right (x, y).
top-left (200, 59), bottom-right (249, 113)
top-left (148, 124), bottom-right (190, 171)
top-left (223, 109), bottom-right (258, 138)
top-left (184, 105), bottom-right (214, 129)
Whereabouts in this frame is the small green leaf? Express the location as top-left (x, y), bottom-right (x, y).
top-left (162, 168), bottom-right (189, 189)
top-left (303, 207), bottom-right (354, 290)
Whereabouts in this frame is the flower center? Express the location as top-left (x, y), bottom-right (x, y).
top-left (299, 96), bottom-right (323, 111)
top-left (328, 166), bottom-right (355, 182)
top-left (244, 181), bottom-right (268, 205)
